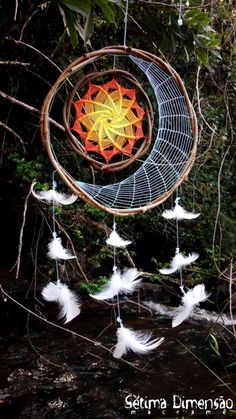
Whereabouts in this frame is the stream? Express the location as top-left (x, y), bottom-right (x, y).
top-left (0, 282), bottom-right (236, 419)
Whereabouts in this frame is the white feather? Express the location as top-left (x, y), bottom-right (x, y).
top-left (113, 326), bottom-right (164, 358)
top-left (159, 251), bottom-right (199, 275)
top-left (42, 281), bottom-right (81, 323)
top-left (172, 284), bottom-right (209, 327)
top-left (119, 268), bottom-right (142, 293)
top-left (90, 268), bottom-right (142, 300)
top-left (171, 305), bottom-right (193, 328)
top-left (106, 230), bottom-right (131, 248)
top-left (47, 237), bottom-right (76, 260)
top-left (162, 201), bottom-right (200, 220)
top-left (31, 182), bottom-right (77, 206)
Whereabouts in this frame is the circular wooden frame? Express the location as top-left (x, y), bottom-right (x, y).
top-left (63, 69), bottom-right (154, 172)
top-left (40, 45), bottom-right (198, 216)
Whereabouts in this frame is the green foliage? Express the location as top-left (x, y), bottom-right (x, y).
top-left (80, 275), bottom-right (109, 293)
top-left (177, 8), bottom-right (221, 66)
top-left (73, 227), bottom-right (85, 246)
top-left (59, 0), bottom-right (121, 46)
top-left (10, 154), bottom-right (44, 182)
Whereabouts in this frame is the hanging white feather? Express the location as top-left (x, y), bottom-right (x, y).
top-left (90, 271), bottom-right (123, 300)
top-left (42, 280), bottom-right (81, 323)
top-left (106, 230), bottom-right (131, 248)
top-left (47, 236), bottom-right (76, 260)
top-left (121, 268), bottom-right (142, 292)
top-left (159, 251), bottom-right (199, 275)
top-left (31, 182), bottom-right (77, 206)
top-left (113, 326), bottom-right (164, 358)
top-left (172, 284), bottom-right (209, 328)
top-left (162, 199), bottom-right (200, 220)
top-left (90, 268), bottom-right (141, 300)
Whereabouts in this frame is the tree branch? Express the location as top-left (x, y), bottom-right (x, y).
top-left (0, 90), bottom-right (65, 132)
top-left (0, 60), bottom-right (30, 66)
top-left (0, 121), bottom-right (26, 153)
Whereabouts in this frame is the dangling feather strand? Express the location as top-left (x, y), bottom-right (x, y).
top-left (172, 284), bottom-right (209, 328)
top-left (31, 181), bottom-right (77, 206)
top-left (106, 230), bottom-right (131, 248)
top-left (159, 251), bottom-right (199, 275)
top-left (113, 326), bottom-right (164, 358)
top-left (90, 268), bottom-right (141, 300)
top-left (42, 280), bottom-right (81, 323)
top-left (162, 198), bottom-right (200, 220)
top-left (47, 236), bottom-right (76, 260)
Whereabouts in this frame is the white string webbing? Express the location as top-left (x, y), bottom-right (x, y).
top-left (75, 56), bottom-right (193, 210)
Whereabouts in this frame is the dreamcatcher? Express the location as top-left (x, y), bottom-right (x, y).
top-left (31, 2), bottom-right (205, 358)
top-left (40, 46), bottom-right (197, 215)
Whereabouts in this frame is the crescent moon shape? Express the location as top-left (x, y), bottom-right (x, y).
top-left (41, 47), bottom-right (198, 216)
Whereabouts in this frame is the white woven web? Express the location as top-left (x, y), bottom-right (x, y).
top-left (76, 56), bottom-right (194, 210)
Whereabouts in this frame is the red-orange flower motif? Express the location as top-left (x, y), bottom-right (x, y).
top-left (72, 79), bottom-right (145, 163)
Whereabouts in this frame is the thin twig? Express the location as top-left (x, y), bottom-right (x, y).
top-left (195, 66), bottom-right (218, 135)
top-left (54, 216), bottom-right (89, 283)
top-left (11, 187), bottom-right (32, 279)
top-left (8, 38), bottom-right (62, 73)
top-left (0, 60), bottom-right (30, 66)
top-left (14, 0), bottom-right (18, 20)
top-left (0, 121), bottom-right (26, 154)
top-left (19, 10), bottom-right (39, 41)
top-left (26, 312), bottom-right (63, 368)
top-left (0, 90), bottom-right (65, 132)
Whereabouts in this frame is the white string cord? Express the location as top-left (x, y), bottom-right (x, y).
top-left (111, 217), bottom-right (122, 326)
top-left (178, 0), bottom-right (183, 26)
top-left (123, 0), bottom-right (129, 47)
top-left (51, 172), bottom-right (60, 282)
top-left (175, 190), bottom-right (184, 289)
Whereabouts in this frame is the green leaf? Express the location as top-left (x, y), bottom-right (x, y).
top-left (184, 10), bottom-right (210, 27)
top-left (76, 5), bottom-right (94, 45)
top-left (226, 362), bottom-right (236, 369)
top-left (207, 38), bottom-right (221, 49)
top-left (63, 7), bottom-right (78, 48)
top-left (196, 47), bottom-right (208, 67)
top-left (95, 0), bottom-right (116, 24)
top-left (209, 334), bottom-right (220, 356)
top-left (211, 49), bottom-right (222, 60)
top-left (61, 0), bottom-right (91, 15)
top-left (84, 5), bottom-right (94, 44)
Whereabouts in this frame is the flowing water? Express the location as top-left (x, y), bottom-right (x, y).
top-left (0, 286), bottom-right (235, 419)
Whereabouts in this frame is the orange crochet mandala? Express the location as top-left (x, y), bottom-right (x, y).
top-left (71, 79), bottom-right (145, 163)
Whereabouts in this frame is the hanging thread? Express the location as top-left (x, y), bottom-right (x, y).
top-left (175, 190), bottom-right (184, 290)
top-left (123, 0), bottom-right (129, 46)
top-left (178, 0), bottom-right (183, 26)
top-left (51, 172), bottom-right (60, 281)
top-left (112, 216), bottom-right (122, 326)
